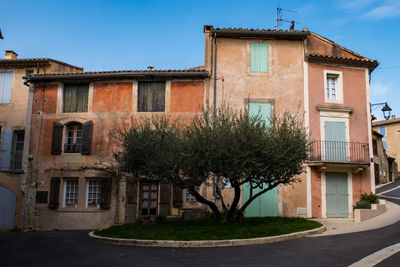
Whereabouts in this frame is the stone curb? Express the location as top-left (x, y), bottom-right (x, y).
top-left (88, 225), bottom-right (326, 248)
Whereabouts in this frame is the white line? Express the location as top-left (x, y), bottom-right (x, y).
top-left (377, 185), bottom-right (400, 196)
top-left (379, 195), bottom-right (400, 200)
top-left (349, 243), bottom-right (400, 267)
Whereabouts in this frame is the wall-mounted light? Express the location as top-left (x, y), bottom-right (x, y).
top-left (370, 102), bottom-right (392, 120)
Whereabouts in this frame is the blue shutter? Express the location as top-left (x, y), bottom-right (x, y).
top-left (0, 72), bottom-right (13, 104)
top-left (379, 126), bottom-right (386, 136)
top-left (250, 43), bottom-right (268, 72)
top-left (248, 102), bottom-right (271, 126)
top-left (0, 130), bottom-right (13, 171)
top-left (383, 141), bottom-right (387, 150)
top-left (325, 121), bottom-right (346, 162)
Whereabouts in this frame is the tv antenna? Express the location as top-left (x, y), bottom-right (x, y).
top-left (275, 7), bottom-right (300, 30)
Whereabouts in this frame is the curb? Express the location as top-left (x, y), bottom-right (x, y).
top-left (89, 225), bottom-right (326, 248)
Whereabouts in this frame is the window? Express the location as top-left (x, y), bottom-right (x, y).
top-left (0, 72), bottom-right (13, 104)
top-left (65, 123), bottom-right (82, 153)
top-left (11, 130), bottom-right (24, 171)
top-left (140, 183), bottom-right (158, 215)
top-left (186, 186), bottom-right (200, 203)
top-left (63, 84), bottom-right (89, 112)
top-left (250, 43), bottom-right (268, 72)
top-left (138, 82), bottom-right (165, 112)
top-left (373, 139), bottom-right (378, 155)
top-left (25, 69), bottom-right (34, 76)
top-left (64, 178), bottom-right (79, 207)
top-left (326, 74), bottom-right (338, 100)
top-left (86, 179), bottom-right (102, 208)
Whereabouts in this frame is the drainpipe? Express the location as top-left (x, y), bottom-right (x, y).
top-left (213, 32), bottom-right (217, 117)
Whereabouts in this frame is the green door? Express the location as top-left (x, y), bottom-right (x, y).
top-left (324, 121), bottom-right (347, 162)
top-left (326, 172), bottom-right (349, 218)
top-left (243, 102), bottom-right (278, 217)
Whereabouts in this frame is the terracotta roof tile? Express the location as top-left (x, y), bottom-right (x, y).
top-left (0, 58), bottom-right (83, 70)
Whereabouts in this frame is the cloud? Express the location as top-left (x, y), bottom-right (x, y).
top-left (362, 0), bottom-right (400, 20)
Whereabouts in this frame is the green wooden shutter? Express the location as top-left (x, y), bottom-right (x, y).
top-left (63, 84), bottom-right (77, 112)
top-left (251, 43), bottom-right (268, 72)
top-left (81, 121), bottom-right (93, 155)
top-left (49, 178), bottom-right (60, 209)
top-left (326, 172), bottom-right (348, 218)
top-left (138, 82), bottom-right (165, 112)
top-left (248, 102), bottom-right (271, 126)
top-left (76, 84), bottom-right (89, 112)
top-left (324, 121), bottom-right (346, 161)
top-left (100, 178), bottom-right (112, 209)
top-left (51, 122), bottom-right (64, 155)
top-left (0, 130), bottom-right (13, 171)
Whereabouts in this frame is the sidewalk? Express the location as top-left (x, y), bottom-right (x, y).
top-left (312, 201), bottom-right (400, 236)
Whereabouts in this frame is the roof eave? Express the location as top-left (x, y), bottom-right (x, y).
top-left (211, 30), bottom-right (309, 40)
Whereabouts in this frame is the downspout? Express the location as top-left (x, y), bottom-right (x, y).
top-left (213, 32), bottom-right (217, 117)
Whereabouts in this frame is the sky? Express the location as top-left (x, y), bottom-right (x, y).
top-left (0, 0), bottom-right (399, 120)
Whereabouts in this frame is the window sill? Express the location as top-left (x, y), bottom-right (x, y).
top-left (56, 207), bottom-right (105, 212)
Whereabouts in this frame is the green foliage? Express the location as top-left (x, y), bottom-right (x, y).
top-left (112, 106), bottom-right (309, 222)
top-left (353, 200), bottom-right (371, 210)
top-left (94, 217), bottom-right (322, 241)
top-left (360, 192), bottom-right (379, 205)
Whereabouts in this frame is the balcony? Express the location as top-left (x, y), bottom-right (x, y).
top-left (309, 140), bottom-right (370, 169)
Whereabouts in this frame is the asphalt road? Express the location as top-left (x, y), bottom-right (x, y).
top-left (1, 182), bottom-right (400, 267)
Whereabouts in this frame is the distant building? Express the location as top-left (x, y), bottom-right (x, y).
top-left (0, 50), bottom-right (82, 229)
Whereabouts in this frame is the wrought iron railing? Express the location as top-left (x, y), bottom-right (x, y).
top-left (309, 140), bottom-right (369, 164)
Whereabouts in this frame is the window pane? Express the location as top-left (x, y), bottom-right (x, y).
top-left (65, 179), bottom-right (79, 206)
top-left (12, 131), bottom-right (24, 170)
top-left (87, 179), bottom-right (101, 207)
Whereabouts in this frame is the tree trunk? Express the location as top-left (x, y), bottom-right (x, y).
top-left (227, 184), bottom-right (241, 221)
top-left (188, 186), bottom-right (222, 221)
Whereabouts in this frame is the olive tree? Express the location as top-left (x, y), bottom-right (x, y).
top-left (113, 107), bottom-right (309, 222)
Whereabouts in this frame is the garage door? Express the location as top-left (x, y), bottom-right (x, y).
top-left (0, 186), bottom-right (16, 229)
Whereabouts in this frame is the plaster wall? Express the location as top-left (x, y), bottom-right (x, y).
top-left (373, 122), bottom-right (400, 174)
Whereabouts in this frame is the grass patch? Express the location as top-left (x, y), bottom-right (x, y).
top-left (94, 217), bottom-right (322, 241)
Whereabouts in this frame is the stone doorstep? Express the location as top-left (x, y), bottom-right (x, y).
top-left (88, 225), bottom-right (327, 248)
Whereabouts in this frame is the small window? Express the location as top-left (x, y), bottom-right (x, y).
top-left (186, 186), bottom-right (200, 203)
top-left (25, 69), bottom-right (34, 76)
top-left (379, 126), bottom-right (386, 136)
top-left (65, 123), bottom-right (82, 153)
top-left (63, 84), bottom-right (89, 113)
top-left (0, 72), bottom-right (13, 104)
top-left (86, 179), bottom-right (102, 208)
top-left (250, 43), bottom-right (268, 72)
top-left (138, 82), bottom-right (165, 112)
top-left (64, 178), bottom-right (79, 207)
top-left (326, 74), bottom-right (338, 100)
top-left (12, 130), bottom-right (24, 171)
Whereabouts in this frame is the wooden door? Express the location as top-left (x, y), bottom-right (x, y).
top-left (324, 121), bottom-right (347, 162)
top-left (326, 172), bottom-right (349, 218)
top-left (140, 183), bottom-right (158, 216)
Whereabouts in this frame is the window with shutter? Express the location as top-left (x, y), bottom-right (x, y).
top-left (11, 130), bottom-right (24, 171)
top-left (173, 186), bottom-right (183, 208)
top-left (0, 72), bottom-right (13, 104)
top-left (250, 43), bottom-right (268, 72)
top-left (51, 122), bottom-right (63, 155)
top-left (138, 82), bottom-right (165, 112)
top-left (0, 130), bottom-right (13, 171)
top-left (63, 84), bottom-right (89, 113)
top-left (49, 178), bottom-right (60, 209)
top-left (64, 122), bottom-right (83, 153)
top-left (100, 178), bottom-right (112, 209)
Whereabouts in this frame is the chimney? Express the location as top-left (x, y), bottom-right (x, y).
top-left (392, 115), bottom-right (396, 119)
top-left (147, 66), bottom-right (154, 71)
top-left (5, 50), bottom-right (18, 60)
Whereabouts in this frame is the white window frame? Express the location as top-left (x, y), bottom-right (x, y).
top-left (324, 70), bottom-right (343, 104)
top-left (185, 186), bottom-right (200, 203)
top-left (86, 178), bottom-right (102, 208)
top-left (63, 178), bottom-right (79, 207)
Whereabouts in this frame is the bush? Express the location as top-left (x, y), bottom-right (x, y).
top-left (353, 200), bottom-right (371, 210)
top-left (360, 193), bottom-right (379, 205)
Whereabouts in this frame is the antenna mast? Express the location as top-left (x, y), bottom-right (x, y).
top-left (275, 7), bottom-right (299, 30)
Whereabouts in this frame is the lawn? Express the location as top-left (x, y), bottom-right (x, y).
top-left (94, 217), bottom-right (322, 241)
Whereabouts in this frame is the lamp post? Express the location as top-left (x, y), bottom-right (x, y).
top-left (370, 102), bottom-right (392, 120)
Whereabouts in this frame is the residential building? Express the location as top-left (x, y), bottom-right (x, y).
top-left (372, 117), bottom-right (400, 180)
top-left (24, 68), bottom-right (208, 230)
top-left (0, 50), bottom-right (82, 229)
top-left (371, 130), bottom-right (398, 184)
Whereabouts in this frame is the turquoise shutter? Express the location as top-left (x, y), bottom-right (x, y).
top-left (0, 72), bottom-right (13, 104)
top-left (248, 102), bottom-right (271, 126)
top-left (250, 43), bottom-right (268, 72)
top-left (0, 130), bottom-right (13, 171)
top-left (325, 121), bottom-right (346, 161)
top-left (379, 126), bottom-right (386, 136)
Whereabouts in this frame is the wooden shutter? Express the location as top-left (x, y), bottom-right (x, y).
top-left (159, 183), bottom-right (171, 216)
top-left (81, 120), bottom-right (93, 155)
top-left (0, 130), bottom-right (13, 171)
top-left (76, 84), bottom-right (89, 112)
top-left (63, 84), bottom-right (77, 112)
top-left (100, 178), bottom-right (112, 209)
top-left (51, 122), bottom-right (63, 155)
top-left (0, 72), bottom-right (13, 104)
top-left (49, 178), bottom-right (60, 209)
top-left (138, 82), bottom-right (165, 112)
top-left (250, 43), bottom-right (268, 72)
top-left (172, 186), bottom-right (183, 208)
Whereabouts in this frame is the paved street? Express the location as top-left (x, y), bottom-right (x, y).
top-left (1, 182), bottom-right (400, 267)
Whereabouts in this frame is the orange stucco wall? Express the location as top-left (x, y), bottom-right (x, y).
top-left (93, 82), bottom-right (133, 113)
top-left (170, 81), bottom-right (204, 113)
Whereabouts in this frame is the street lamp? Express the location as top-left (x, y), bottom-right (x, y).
top-left (370, 102), bottom-right (392, 120)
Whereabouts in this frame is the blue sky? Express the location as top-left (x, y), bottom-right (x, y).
top-left (1, 0), bottom-right (399, 119)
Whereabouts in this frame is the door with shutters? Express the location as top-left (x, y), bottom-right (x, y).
top-left (326, 172), bottom-right (349, 218)
top-left (0, 186), bottom-right (16, 229)
top-left (243, 102), bottom-right (278, 217)
top-left (324, 121), bottom-right (347, 162)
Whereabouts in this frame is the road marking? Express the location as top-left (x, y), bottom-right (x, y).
top-left (377, 185), bottom-right (400, 196)
top-left (349, 243), bottom-right (400, 267)
top-left (379, 195), bottom-right (400, 200)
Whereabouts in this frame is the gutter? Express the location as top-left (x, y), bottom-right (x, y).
top-left (23, 71), bottom-right (209, 82)
top-left (211, 30), bottom-right (309, 40)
